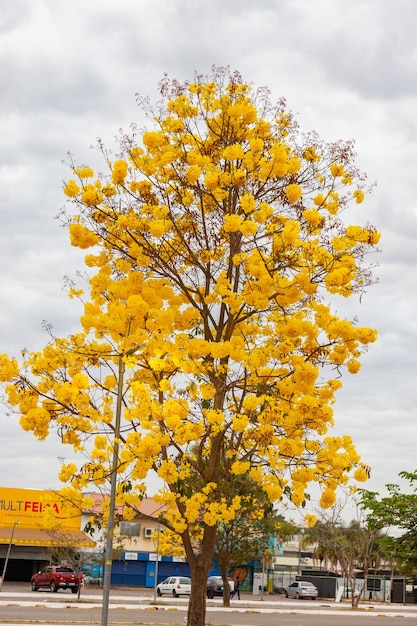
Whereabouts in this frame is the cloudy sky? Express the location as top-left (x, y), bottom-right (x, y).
top-left (1, 0), bottom-right (416, 518)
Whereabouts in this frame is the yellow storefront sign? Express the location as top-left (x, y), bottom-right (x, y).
top-left (0, 487), bottom-right (81, 530)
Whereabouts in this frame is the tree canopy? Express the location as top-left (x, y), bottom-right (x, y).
top-left (0, 68), bottom-right (380, 626)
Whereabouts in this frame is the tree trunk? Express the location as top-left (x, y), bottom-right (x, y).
top-left (389, 567), bottom-right (394, 603)
top-left (348, 574), bottom-right (357, 608)
top-left (352, 578), bottom-right (366, 609)
top-left (219, 561), bottom-right (231, 607)
top-left (187, 557), bottom-right (210, 626)
top-left (350, 574), bottom-right (366, 609)
top-left (185, 525), bottom-right (217, 626)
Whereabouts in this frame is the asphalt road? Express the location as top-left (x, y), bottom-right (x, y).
top-left (1, 583), bottom-right (417, 626)
top-left (2, 604), bottom-right (417, 626)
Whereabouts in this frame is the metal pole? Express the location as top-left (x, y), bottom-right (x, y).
top-left (0, 521), bottom-right (20, 590)
top-left (152, 524), bottom-right (161, 604)
top-left (101, 354), bottom-right (125, 626)
top-left (261, 556), bottom-right (265, 600)
top-left (297, 530), bottom-right (304, 576)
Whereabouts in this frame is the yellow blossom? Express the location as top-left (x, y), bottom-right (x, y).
top-left (204, 170), bottom-right (219, 190)
top-left (64, 179), bottom-right (80, 197)
top-left (223, 214), bottom-right (243, 232)
top-left (354, 467), bottom-right (369, 482)
top-left (81, 185), bottom-right (103, 207)
top-left (347, 359), bottom-right (361, 374)
top-left (112, 160), bottom-right (128, 185)
top-left (232, 414), bottom-right (249, 432)
top-left (58, 463), bottom-right (78, 483)
top-left (320, 489), bottom-right (337, 509)
top-left (69, 223), bottom-right (99, 248)
top-left (304, 514), bottom-right (317, 527)
top-left (240, 220), bottom-right (258, 236)
top-left (330, 163), bottom-right (345, 177)
top-left (287, 156), bottom-right (301, 173)
top-left (285, 184), bottom-right (302, 203)
top-left (142, 131), bottom-right (165, 150)
top-left (0, 355), bottom-right (19, 382)
top-left (239, 193), bottom-right (256, 214)
top-left (185, 165), bottom-right (201, 185)
top-left (314, 193), bottom-right (326, 206)
top-left (102, 183), bottom-right (117, 197)
top-left (302, 208), bottom-right (323, 229)
top-left (231, 459), bottom-right (250, 474)
top-left (303, 146), bottom-right (321, 162)
top-left (353, 189), bottom-right (365, 204)
top-left (74, 167), bottom-right (94, 178)
top-left (149, 220), bottom-right (171, 238)
top-left (222, 144), bottom-right (245, 161)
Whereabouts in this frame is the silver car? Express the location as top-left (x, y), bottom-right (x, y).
top-left (285, 580), bottom-right (318, 600)
top-left (156, 576), bottom-right (191, 597)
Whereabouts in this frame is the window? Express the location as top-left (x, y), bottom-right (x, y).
top-left (56, 567), bottom-right (73, 573)
top-left (366, 578), bottom-right (381, 591)
top-left (119, 521), bottom-right (141, 537)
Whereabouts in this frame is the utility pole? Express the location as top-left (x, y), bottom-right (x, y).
top-left (100, 346), bottom-right (140, 626)
top-left (100, 353), bottom-right (125, 626)
top-left (0, 521), bottom-right (20, 590)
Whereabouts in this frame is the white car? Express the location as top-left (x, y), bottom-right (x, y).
top-left (156, 576), bottom-right (192, 597)
top-left (285, 580), bottom-right (318, 600)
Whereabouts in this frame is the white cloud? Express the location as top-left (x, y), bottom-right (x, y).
top-left (1, 0), bottom-right (416, 509)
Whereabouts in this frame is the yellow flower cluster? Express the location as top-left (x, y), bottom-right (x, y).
top-left (285, 183), bottom-right (302, 203)
top-left (81, 184), bottom-right (103, 207)
top-left (353, 189), bottom-right (365, 203)
top-left (112, 160), bottom-right (128, 185)
top-left (69, 223), bottom-right (99, 249)
top-left (74, 167), bottom-right (94, 178)
top-left (304, 514), bottom-right (317, 528)
top-left (0, 355), bottom-right (19, 381)
top-left (64, 179), bottom-right (80, 197)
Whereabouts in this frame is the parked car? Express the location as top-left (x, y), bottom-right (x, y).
top-left (156, 576), bottom-right (191, 597)
top-left (285, 580), bottom-right (318, 600)
top-left (206, 575), bottom-right (234, 598)
top-left (31, 565), bottom-right (83, 593)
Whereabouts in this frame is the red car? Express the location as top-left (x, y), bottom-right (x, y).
top-left (31, 565), bottom-right (83, 593)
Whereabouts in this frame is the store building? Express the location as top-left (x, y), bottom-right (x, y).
top-left (0, 487), bottom-right (95, 583)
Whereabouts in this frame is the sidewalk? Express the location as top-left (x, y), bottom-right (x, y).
top-left (1, 581), bottom-right (417, 618)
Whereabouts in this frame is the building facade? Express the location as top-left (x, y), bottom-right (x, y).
top-left (0, 487), bottom-right (94, 583)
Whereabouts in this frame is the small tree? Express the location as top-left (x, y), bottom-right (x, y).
top-left (213, 482), bottom-right (296, 606)
top-left (304, 507), bottom-right (385, 607)
top-left (360, 471), bottom-right (417, 574)
top-left (39, 529), bottom-right (89, 600)
top-left (0, 68), bottom-right (380, 626)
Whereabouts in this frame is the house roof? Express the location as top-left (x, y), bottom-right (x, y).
top-left (84, 494), bottom-right (165, 520)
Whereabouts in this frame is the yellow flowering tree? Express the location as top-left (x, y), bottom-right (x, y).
top-left (0, 68), bottom-right (380, 626)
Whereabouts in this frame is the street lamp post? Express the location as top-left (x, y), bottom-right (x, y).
top-left (100, 354), bottom-right (125, 626)
top-left (0, 521), bottom-right (20, 590)
top-left (100, 346), bottom-right (140, 626)
top-left (152, 523), bottom-right (161, 604)
top-left (297, 530), bottom-right (304, 575)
